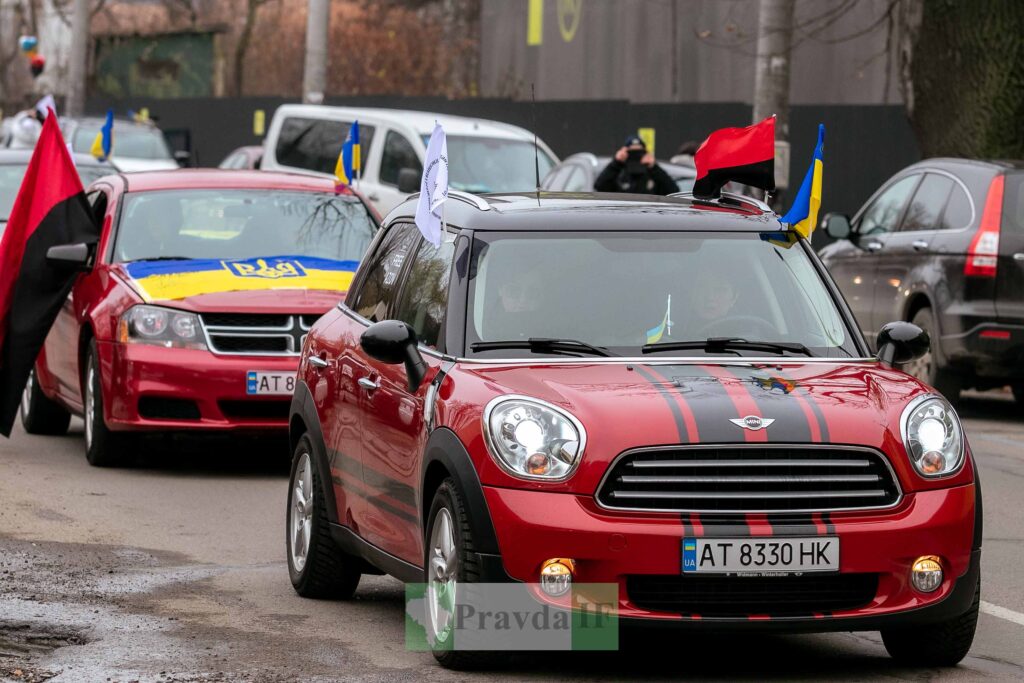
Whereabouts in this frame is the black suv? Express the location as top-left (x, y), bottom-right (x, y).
top-left (819, 159), bottom-right (1024, 404)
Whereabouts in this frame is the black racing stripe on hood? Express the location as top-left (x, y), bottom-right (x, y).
top-left (644, 364), bottom-right (742, 443)
top-left (632, 364), bottom-right (690, 443)
top-left (778, 369), bottom-right (831, 442)
top-left (718, 366), bottom-right (813, 443)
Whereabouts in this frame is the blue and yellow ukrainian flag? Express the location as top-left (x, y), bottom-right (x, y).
top-left (90, 109), bottom-right (114, 161)
top-left (780, 124), bottom-right (824, 239)
top-left (645, 295), bottom-right (672, 344)
top-left (122, 256), bottom-right (359, 302)
top-left (334, 121), bottom-right (360, 187)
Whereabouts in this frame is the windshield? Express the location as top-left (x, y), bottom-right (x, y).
top-left (1, 163), bottom-right (112, 221)
top-left (467, 231), bottom-right (857, 358)
top-left (424, 135), bottom-right (555, 193)
top-left (72, 124), bottom-right (172, 160)
top-left (113, 190), bottom-right (376, 264)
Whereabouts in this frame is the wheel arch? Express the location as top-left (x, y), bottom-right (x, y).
top-left (289, 380), bottom-right (338, 525)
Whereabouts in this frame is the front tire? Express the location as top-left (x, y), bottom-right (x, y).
top-left (286, 434), bottom-right (361, 599)
top-left (881, 578), bottom-right (980, 666)
top-left (20, 368), bottom-right (71, 435)
top-left (905, 308), bottom-right (961, 403)
top-left (425, 479), bottom-right (487, 670)
top-left (83, 341), bottom-right (133, 467)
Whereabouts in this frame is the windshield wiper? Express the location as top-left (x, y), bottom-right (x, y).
top-left (123, 256), bottom-right (194, 263)
top-left (642, 337), bottom-right (814, 357)
top-left (471, 337), bottom-right (615, 357)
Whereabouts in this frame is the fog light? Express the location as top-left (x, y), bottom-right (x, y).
top-left (540, 558), bottom-right (575, 597)
top-left (911, 556), bottom-right (943, 593)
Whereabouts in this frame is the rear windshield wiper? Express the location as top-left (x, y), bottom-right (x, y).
top-left (471, 337), bottom-right (615, 357)
top-left (642, 337), bottom-right (814, 357)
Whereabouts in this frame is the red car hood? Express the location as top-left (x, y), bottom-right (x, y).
top-left (455, 359), bottom-right (928, 456)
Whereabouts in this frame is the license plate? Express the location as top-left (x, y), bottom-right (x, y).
top-left (246, 371), bottom-right (296, 396)
top-left (682, 537), bottom-right (839, 574)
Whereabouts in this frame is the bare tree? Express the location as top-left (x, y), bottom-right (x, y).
top-left (232, 0), bottom-right (272, 96)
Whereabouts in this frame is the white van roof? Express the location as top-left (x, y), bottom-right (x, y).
top-left (271, 104), bottom-right (539, 142)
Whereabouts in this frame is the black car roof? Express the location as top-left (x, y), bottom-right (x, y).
top-left (386, 191), bottom-right (780, 232)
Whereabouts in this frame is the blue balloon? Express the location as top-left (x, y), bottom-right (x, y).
top-left (19, 35), bottom-right (38, 53)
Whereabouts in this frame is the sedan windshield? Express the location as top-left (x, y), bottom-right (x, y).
top-left (467, 231), bottom-right (857, 358)
top-left (72, 125), bottom-right (172, 160)
top-left (114, 190), bottom-right (376, 264)
top-left (426, 135), bottom-right (555, 193)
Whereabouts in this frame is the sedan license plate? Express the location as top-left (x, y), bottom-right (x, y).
top-left (682, 537), bottom-right (839, 574)
top-left (246, 371), bottom-right (296, 396)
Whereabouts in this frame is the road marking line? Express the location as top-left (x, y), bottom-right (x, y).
top-left (981, 601), bottom-right (1024, 627)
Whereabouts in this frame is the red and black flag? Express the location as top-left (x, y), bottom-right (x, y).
top-left (0, 111), bottom-right (98, 436)
top-left (693, 116), bottom-right (776, 199)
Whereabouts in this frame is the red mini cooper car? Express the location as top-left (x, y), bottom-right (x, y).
top-left (20, 170), bottom-right (378, 466)
top-left (287, 191), bottom-right (981, 669)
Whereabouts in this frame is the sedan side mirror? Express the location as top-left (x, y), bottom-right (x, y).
top-left (46, 242), bottom-right (93, 271)
top-left (822, 212), bottom-right (852, 239)
top-left (360, 320), bottom-right (427, 392)
top-left (397, 168), bottom-right (420, 194)
top-left (876, 321), bottom-right (929, 366)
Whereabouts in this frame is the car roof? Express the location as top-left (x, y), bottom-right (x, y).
top-left (0, 149), bottom-right (115, 167)
top-left (385, 191), bottom-right (778, 233)
top-left (120, 169), bottom-right (346, 193)
top-left (906, 157), bottom-right (1024, 173)
top-left (272, 104), bottom-right (538, 141)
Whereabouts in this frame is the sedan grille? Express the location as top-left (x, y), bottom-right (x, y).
top-left (200, 313), bottom-right (313, 356)
top-left (596, 445), bottom-right (901, 513)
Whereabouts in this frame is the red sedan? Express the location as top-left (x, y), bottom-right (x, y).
top-left (287, 191), bottom-right (980, 669)
top-left (20, 170), bottom-right (378, 466)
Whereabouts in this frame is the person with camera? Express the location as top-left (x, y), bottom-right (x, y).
top-left (594, 134), bottom-right (677, 195)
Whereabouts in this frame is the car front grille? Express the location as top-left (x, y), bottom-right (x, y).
top-left (200, 313), bottom-right (313, 356)
top-left (596, 445), bottom-right (901, 513)
top-left (626, 573), bottom-right (879, 617)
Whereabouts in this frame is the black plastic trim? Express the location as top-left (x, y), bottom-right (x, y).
top-left (329, 523), bottom-right (422, 583)
top-left (289, 380), bottom-right (339, 525)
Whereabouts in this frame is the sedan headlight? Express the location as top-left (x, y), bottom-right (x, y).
top-left (483, 396), bottom-right (586, 480)
top-left (901, 394), bottom-right (964, 477)
top-left (117, 305), bottom-right (207, 350)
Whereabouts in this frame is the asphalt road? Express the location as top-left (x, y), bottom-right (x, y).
top-left (1, 391), bottom-right (1023, 682)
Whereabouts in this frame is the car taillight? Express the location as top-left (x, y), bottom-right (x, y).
top-left (964, 174), bottom-right (1005, 278)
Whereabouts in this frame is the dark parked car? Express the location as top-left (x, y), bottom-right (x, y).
top-left (541, 152), bottom-right (697, 193)
top-left (819, 159), bottom-right (1024, 404)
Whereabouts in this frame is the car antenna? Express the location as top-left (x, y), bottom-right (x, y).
top-left (532, 82), bottom-right (541, 205)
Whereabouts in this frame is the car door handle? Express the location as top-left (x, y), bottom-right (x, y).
top-left (357, 376), bottom-right (379, 392)
top-left (912, 240), bottom-right (929, 251)
top-left (865, 241), bottom-right (883, 252)
top-left (1014, 253), bottom-right (1024, 262)
top-left (308, 356), bottom-right (329, 369)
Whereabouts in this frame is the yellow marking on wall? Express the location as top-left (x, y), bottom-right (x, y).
top-left (638, 127), bottom-right (655, 156)
top-left (558, 0), bottom-right (582, 42)
top-left (253, 109), bottom-right (266, 137)
top-left (528, 0), bottom-right (544, 45)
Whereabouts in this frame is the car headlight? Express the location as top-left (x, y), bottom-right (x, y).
top-left (901, 394), bottom-right (964, 477)
top-left (483, 396), bottom-right (586, 480)
top-left (117, 305), bottom-right (207, 350)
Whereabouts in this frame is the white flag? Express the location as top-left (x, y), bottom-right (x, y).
top-left (35, 94), bottom-right (57, 118)
top-left (415, 123), bottom-right (448, 247)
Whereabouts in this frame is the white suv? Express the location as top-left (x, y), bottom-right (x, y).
top-left (260, 105), bottom-right (558, 214)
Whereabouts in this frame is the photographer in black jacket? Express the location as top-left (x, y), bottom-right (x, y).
top-left (594, 134), bottom-right (677, 195)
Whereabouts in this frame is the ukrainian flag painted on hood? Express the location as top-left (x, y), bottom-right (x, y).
top-left (122, 255), bottom-right (358, 303)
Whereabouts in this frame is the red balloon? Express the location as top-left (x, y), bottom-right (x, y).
top-left (30, 54), bottom-right (45, 77)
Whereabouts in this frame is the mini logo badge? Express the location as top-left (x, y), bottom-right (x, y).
top-left (730, 415), bottom-right (776, 431)
top-left (224, 258), bottom-right (306, 279)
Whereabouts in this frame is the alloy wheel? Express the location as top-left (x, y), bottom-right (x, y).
top-left (84, 361), bottom-right (95, 450)
top-left (289, 452), bottom-right (314, 572)
top-left (905, 347), bottom-right (932, 385)
top-left (21, 370), bottom-right (33, 420)
top-left (427, 507), bottom-right (457, 645)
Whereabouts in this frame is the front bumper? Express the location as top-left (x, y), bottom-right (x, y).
top-left (482, 483), bottom-right (978, 628)
top-left (98, 340), bottom-right (297, 431)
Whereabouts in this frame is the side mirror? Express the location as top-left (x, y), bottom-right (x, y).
top-left (822, 212), bottom-right (852, 239)
top-left (174, 150), bottom-right (192, 167)
top-left (360, 320), bottom-right (428, 392)
top-left (876, 321), bottom-right (929, 366)
top-left (46, 242), bottom-right (93, 271)
top-left (397, 168), bottom-right (420, 194)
